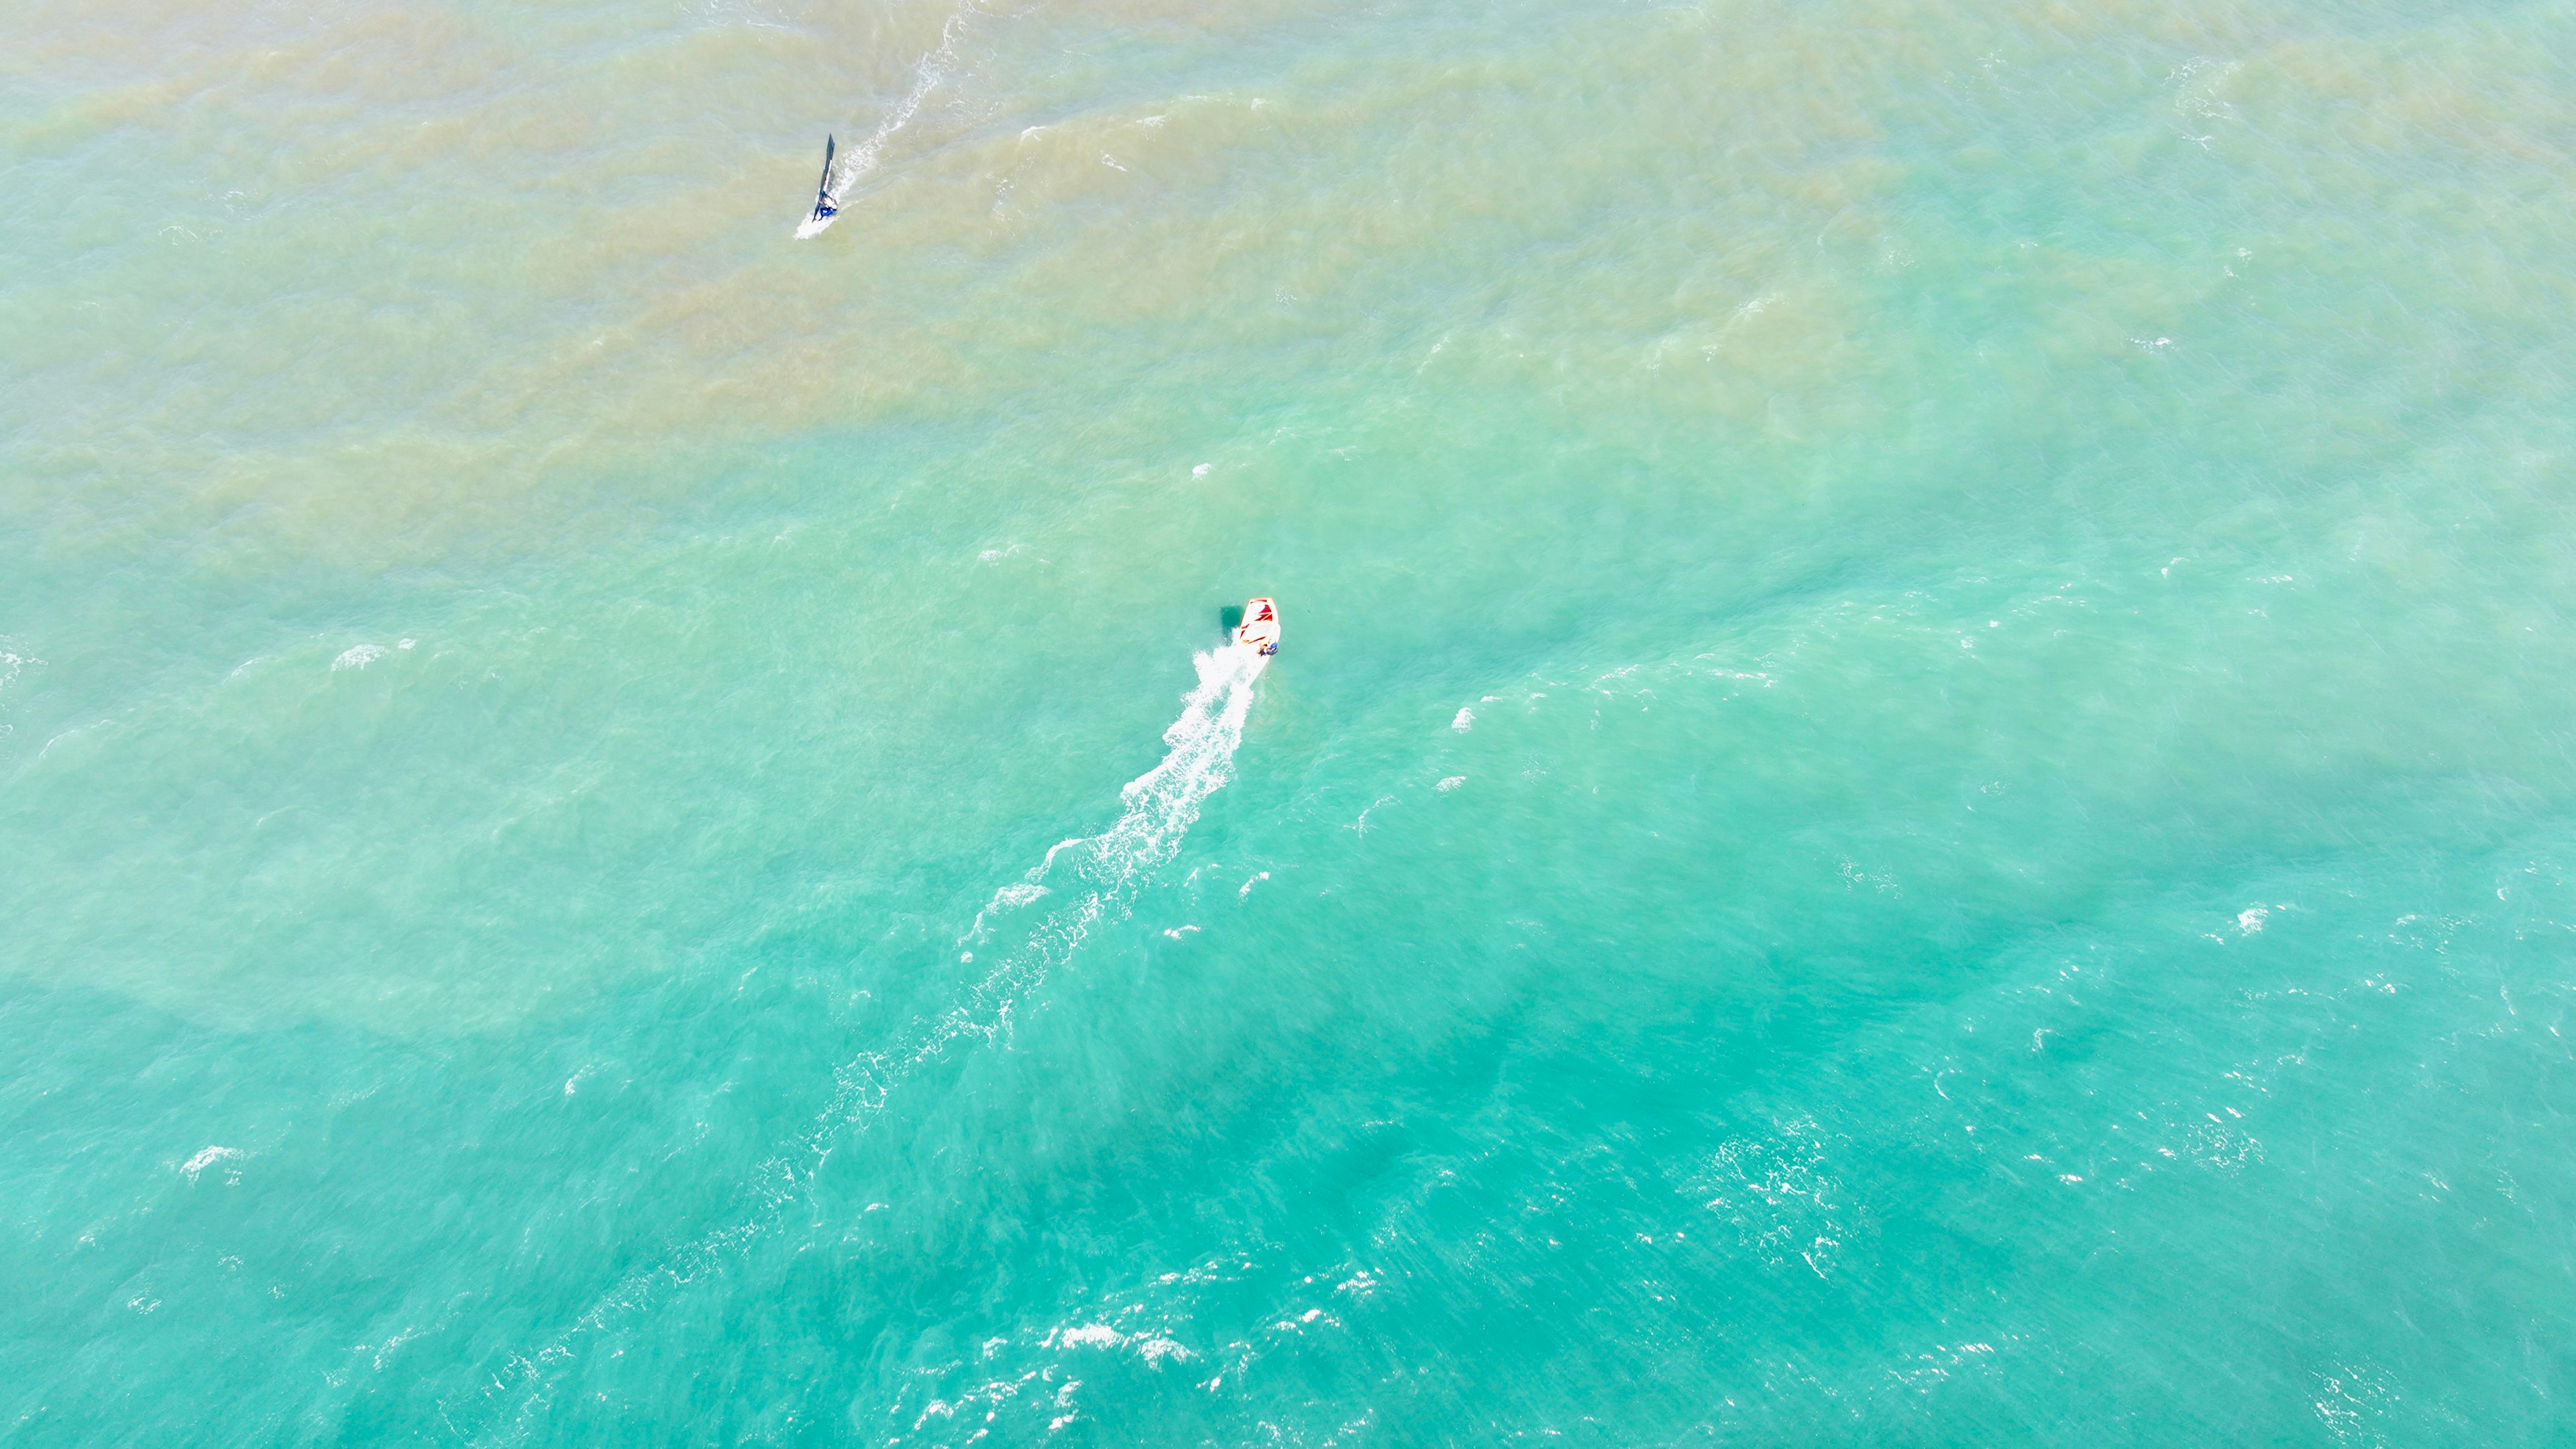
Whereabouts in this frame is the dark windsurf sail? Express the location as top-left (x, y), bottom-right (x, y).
top-left (798, 136), bottom-right (840, 238)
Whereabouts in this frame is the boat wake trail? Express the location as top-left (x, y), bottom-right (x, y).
top-left (464, 645), bottom-right (1267, 1444)
top-left (795, 2), bottom-right (978, 237)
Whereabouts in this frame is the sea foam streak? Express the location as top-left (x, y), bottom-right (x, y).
top-left (794, 4), bottom-right (978, 238)
top-left (467, 645), bottom-right (1265, 1442)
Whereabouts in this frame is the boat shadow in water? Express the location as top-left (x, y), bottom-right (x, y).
top-left (1218, 604), bottom-right (1244, 637)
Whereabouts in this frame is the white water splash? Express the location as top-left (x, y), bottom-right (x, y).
top-left (0, 639), bottom-right (40, 695)
top-left (178, 1146), bottom-right (241, 1182)
top-left (470, 645), bottom-right (1266, 1442)
top-left (795, 3), bottom-right (979, 238)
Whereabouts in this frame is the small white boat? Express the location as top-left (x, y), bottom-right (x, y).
top-left (1235, 597), bottom-right (1280, 655)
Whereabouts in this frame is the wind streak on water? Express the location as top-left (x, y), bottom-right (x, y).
top-left (795, 1), bottom-right (979, 237)
top-left (467, 645), bottom-right (1266, 1444)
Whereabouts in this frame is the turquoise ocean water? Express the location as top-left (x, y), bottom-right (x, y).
top-left (7, 0), bottom-right (2576, 1439)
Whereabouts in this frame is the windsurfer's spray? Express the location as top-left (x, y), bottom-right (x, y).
top-left (468, 645), bottom-right (1267, 1443)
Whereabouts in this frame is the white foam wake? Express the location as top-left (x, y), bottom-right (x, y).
top-left (794, 3), bottom-right (979, 238)
top-left (467, 645), bottom-right (1267, 1443)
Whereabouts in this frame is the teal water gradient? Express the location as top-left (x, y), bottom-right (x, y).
top-left (5, 0), bottom-right (2576, 1440)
